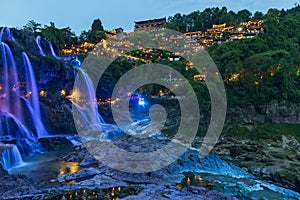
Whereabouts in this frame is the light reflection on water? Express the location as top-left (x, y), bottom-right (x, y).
top-left (9, 147), bottom-right (80, 184)
top-left (179, 173), bottom-right (295, 200)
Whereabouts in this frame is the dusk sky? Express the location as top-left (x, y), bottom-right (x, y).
top-left (1, 0), bottom-right (298, 34)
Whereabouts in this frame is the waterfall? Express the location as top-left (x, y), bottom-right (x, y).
top-left (0, 42), bottom-right (24, 123)
top-left (0, 28), bottom-right (15, 42)
top-left (0, 43), bottom-right (43, 156)
top-left (72, 68), bottom-right (104, 128)
top-left (66, 135), bottom-right (82, 146)
top-left (71, 55), bottom-right (81, 67)
top-left (0, 143), bottom-right (23, 170)
top-left (47, 40), bottom-right (56, 57)
top-left (35, 36), bottom-right (45, 56)
top-left (71, 68), bottom-right (123, 141)
top-left (46, 39), bottom-right (59, 59)
top-left (0, 28), bottom-right (3, 42)
top-left (22, 52), bottom-right (48, 138)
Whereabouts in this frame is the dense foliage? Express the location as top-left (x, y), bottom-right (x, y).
top-left (207, 6), bottom-right (300, 107)
top-left (22, 18), bottom-right (106, 48)
top-left (166, 7), bottom-right (263, 32)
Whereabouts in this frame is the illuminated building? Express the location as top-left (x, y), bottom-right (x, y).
top-left (105, 27), bottom-right (124, 38)
top-left (207, 23), bottom-right (235, 39)
top-left (184, 20), bottom-right (264, 46)
top-left (194, 74), bottom-right (206, 82)
top-left (186, 62), bottom-right (194, 70)
top-left (61, 42), bottom-right (95, 55)
top-left (134, 17), bottom-right (166, 31)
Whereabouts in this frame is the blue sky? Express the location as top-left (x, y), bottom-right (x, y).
top-left (1, 0), bottom-right (297, 34)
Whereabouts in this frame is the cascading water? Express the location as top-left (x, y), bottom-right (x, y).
top-left (0, 41), bottom-right (44, 161)
top-left (22, 52), bottom-right (48, 138)
top-left (0, 27), bottom-right (15, 42)
top-left (0, 28), bottom-right (3, 42)
top-left (72, 68), bottom-right (105, 127)
top-left (71, 55), bottom-right (81, 67)
top-left (71, 68), bottom-right (123, 141)
top-left (46, 39), bottom-right (59, 59)
top-left (35, 36), bottom-right (45, 56)
top-left (0, 42), bottom-right (24, 123)
top-left (0, 143), bottom-right (23, 170)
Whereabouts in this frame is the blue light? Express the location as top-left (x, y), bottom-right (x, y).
top-left (138, 97), bottom-right (145, 106)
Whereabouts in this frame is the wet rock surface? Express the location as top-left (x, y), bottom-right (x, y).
top-left (1, 135), bottom-right (300, 199)
top-left (0, 173), bottom-right (39, 199)
top-left (214, 136), bottom-right (300, 193)
top-left (0, 136), bottom-right (241, 199)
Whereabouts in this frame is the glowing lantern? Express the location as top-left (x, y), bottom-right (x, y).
top-left (39, 90), bottom-right (47, 97)
top-left (60, 89), bottom-right (66, 96)
top-left (297, 68), bottom-right (300, 77)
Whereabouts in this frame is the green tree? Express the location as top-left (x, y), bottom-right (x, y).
top-left (41, 22), bottom-right (77, 49)
top-left (23, 20), bottom-right (42, 34)
top-left (252, 11), bottom-right (265, 20)
top-left (81, 19), bottom-right (106, 43)
top-left (236, 9), bottom-right (252, 22)
top-left (167, 13), bottom-right (186, 32)
top-left (91, 19), bottom-right (104, 32)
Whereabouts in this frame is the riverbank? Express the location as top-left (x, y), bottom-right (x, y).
top-left (1, 134), bottom-right (300, 199)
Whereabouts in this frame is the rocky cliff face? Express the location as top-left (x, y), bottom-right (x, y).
top-left (40, 98), bottom-right (76, 134)
top-left (227, 101), bottom-right (300, 124)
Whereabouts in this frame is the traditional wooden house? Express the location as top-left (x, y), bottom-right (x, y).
top-left (134, 18), bottom-right (166, 31)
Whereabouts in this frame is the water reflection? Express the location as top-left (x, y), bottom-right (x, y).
top-left (179, 173), bottom-right (212, 189)
top-left (59, 162), bottom-right (80, 175)
top-left (47, 187), bottom-right (142, 200)
top-left (10, 147), bottom-right (80, 184)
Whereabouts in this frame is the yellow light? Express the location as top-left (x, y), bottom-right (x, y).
top-left (59, 169), bottom-right (64, 175)
top-left (66, 90), bottom-right (77, 99)
top-left (39, 90), bottom-right (47, 97)
top-left (254, 81), bottom-right (259, 85)
top-left (176, 184), bottom-right (183, 190)
top-left (102, 39), bottom-right (107, 49)
top-left (229, 73), bottom-right (240, 81)
top-left (60, 90), bottom-right (66, 96)
top-left (187, 177), bottom-right (191, 186)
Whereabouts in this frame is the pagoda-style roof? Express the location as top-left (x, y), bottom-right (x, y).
top-left (135, 17), bottom-right (166, 26)
top-left (212, 23), bottom-right (227, 29)
top-left (246, 20), bottom-right (263, 27)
